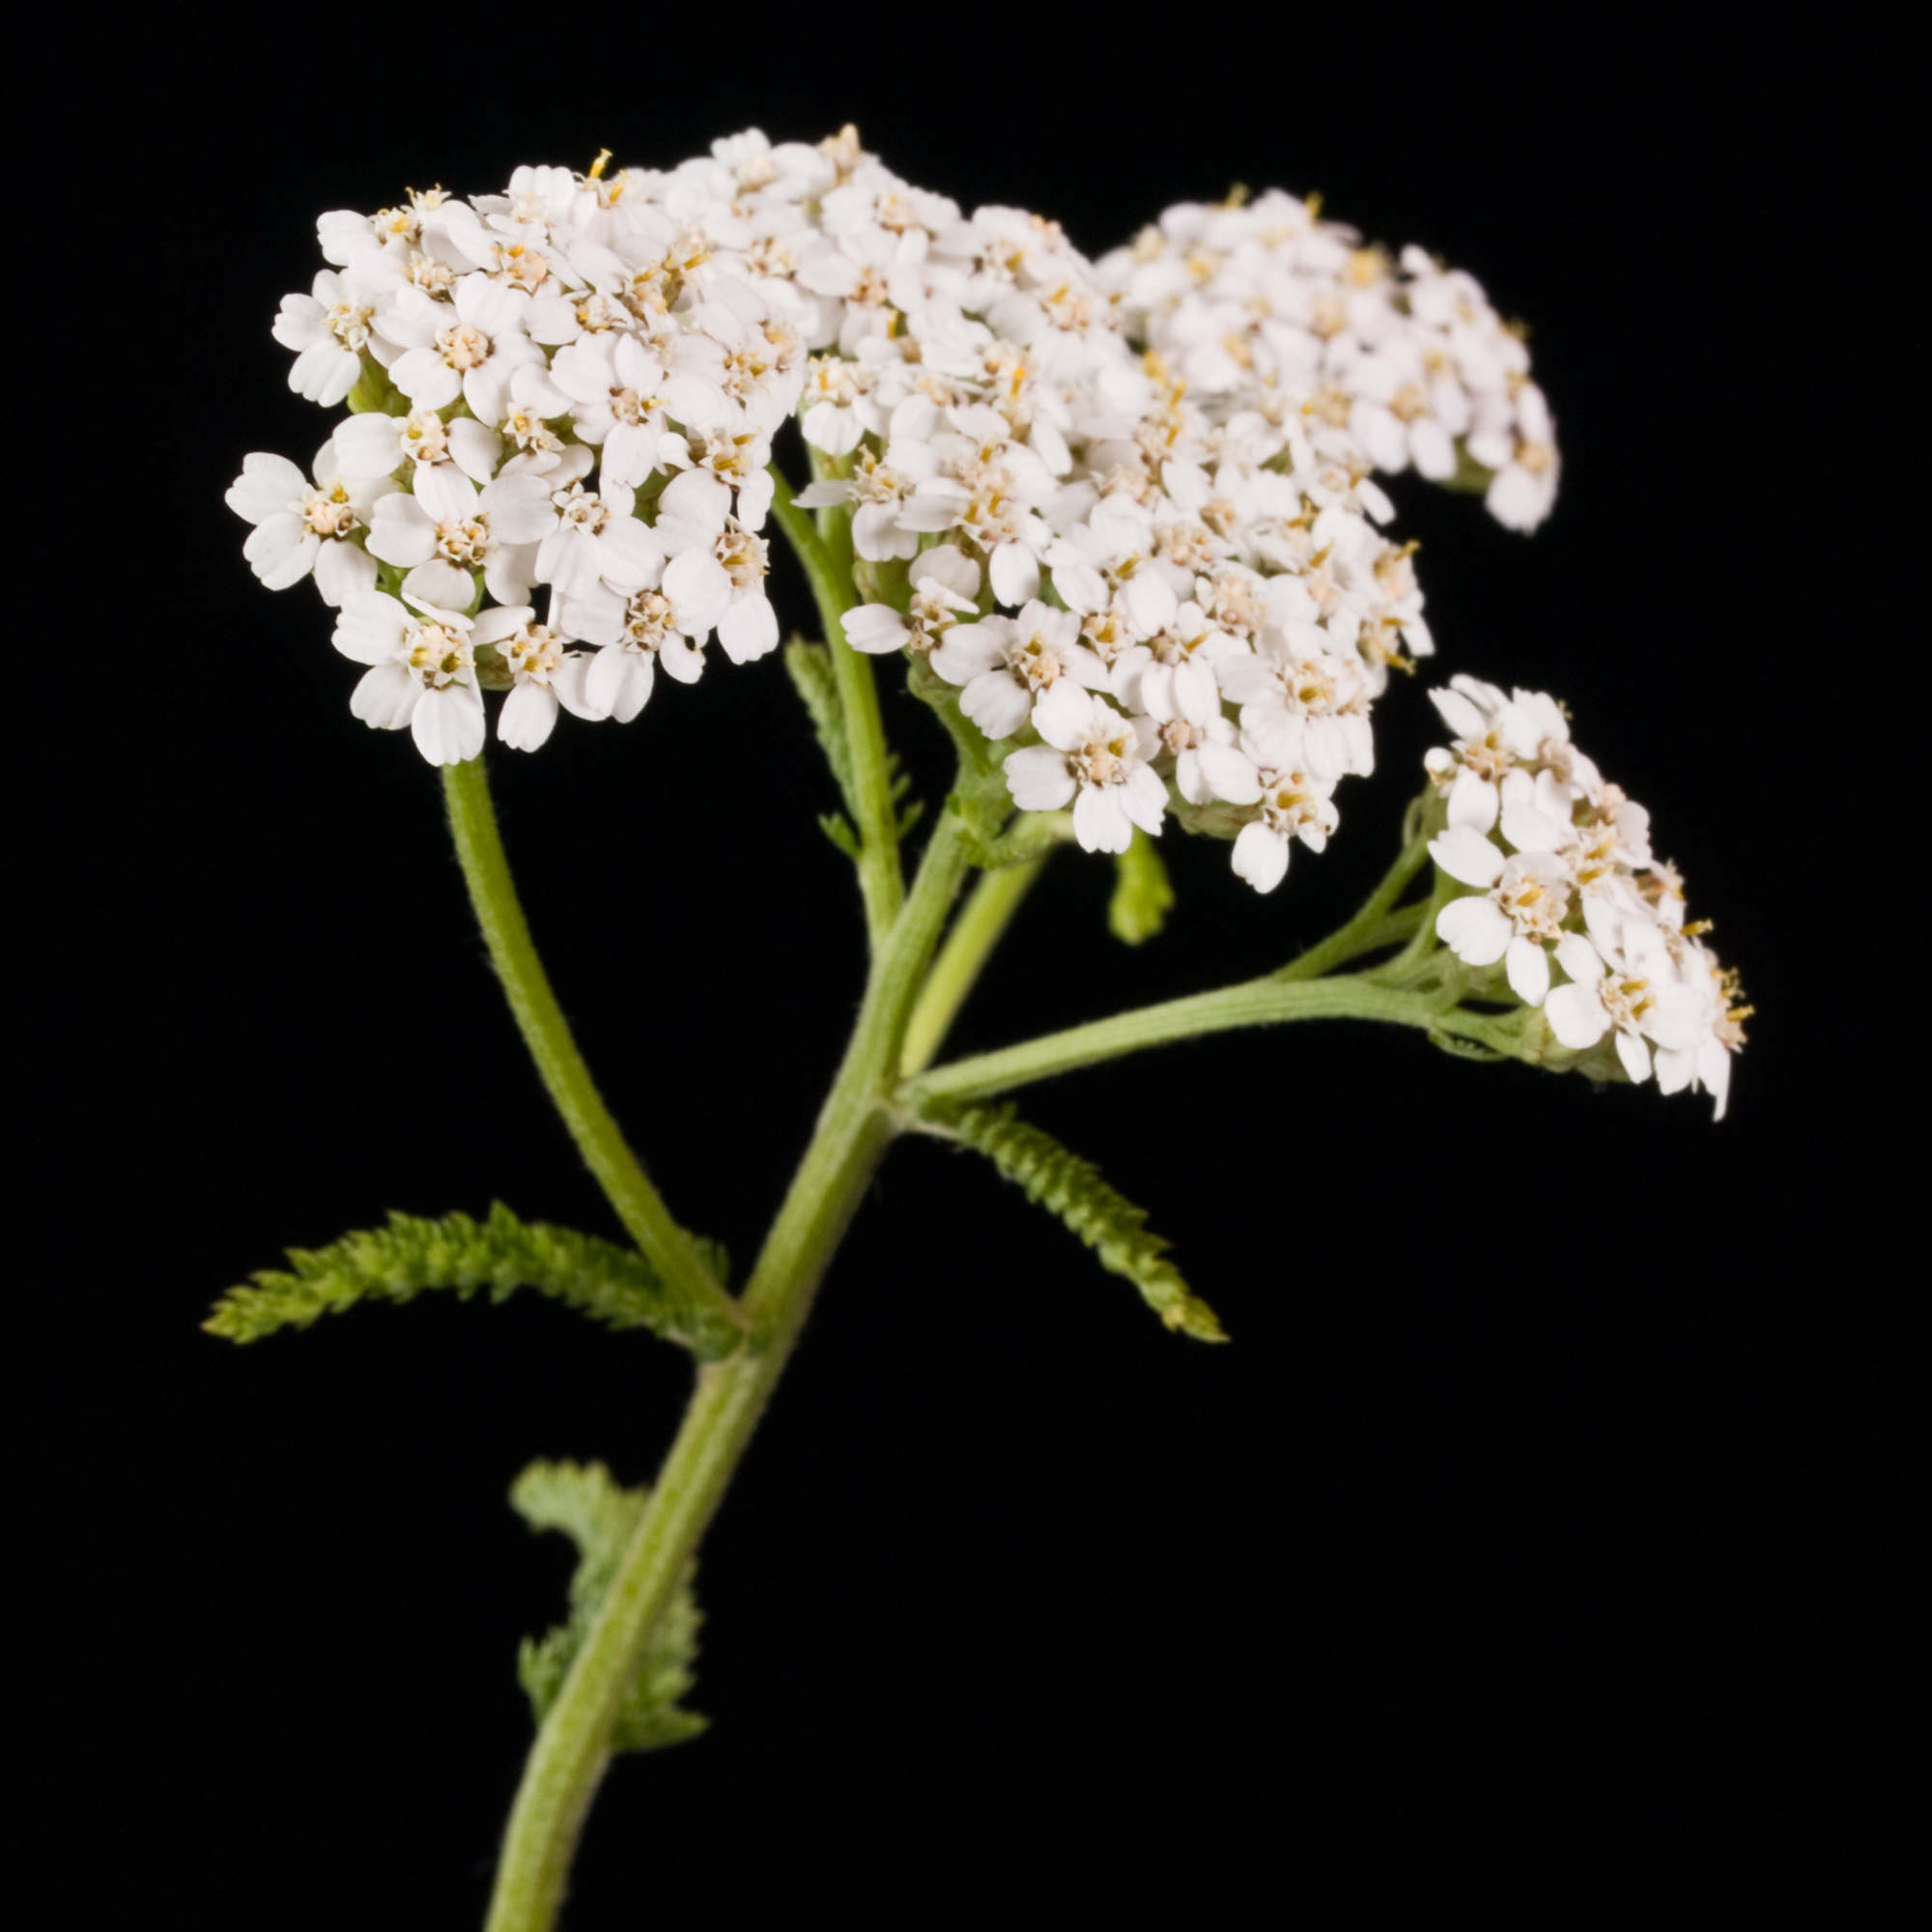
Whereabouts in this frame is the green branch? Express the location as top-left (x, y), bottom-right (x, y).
top-left (902, 965), bottom-right (1541, 1107)
top-left (769, 465), bottom-right (904, 942)
top-left (1275, 799), bottom-right (1437, 981)
top-left (899, 853), bottom-right (1051, 1077)
top-left (441, 757), bottom-right (736, 1332)
top-left (903, 974), bottom-right (1433, 1104)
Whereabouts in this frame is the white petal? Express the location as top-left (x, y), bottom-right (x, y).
top-left (1071, 784), bottom-right (1133, 855)
top-left (449, 417), bottom-right (504, 483)
top-left (497, 681), bottom-right (560, 751)
top-left (718, 593), bottom-right (780, 664)
top-left (1446, 768), bottom-right (1498, 833)
top-left (841, 606), bottom-right (911, 654)
top-left (1554, 932), bottom-right (1603, 983)
top-left (596, 519), bottom-right (668, 594)
top-left (1198, 742), bottom-right (1263, 806)
top-left (411, 684), bottom-right (486, 766)
top-left (1500, 803), bottom-right (1568, 855)
top-left (663, 549), bottom-right (731, 632)
top-left (1429, 826), bottom-right (1505, 888)
top-left (1430, 687), bottom-right (1489, 738)
top-left (1506, 937), bottom-right (1549, 1007)
top-left (401, 559), bottom-right (476, 610)
top-left (1435, 895), bottom-right (1511, 966)
top-left (350, 663), bottom-right (417, 729)
top-left (1231, 820), bottom-right (1289, 893)
top-left (960, 671), bottom-right (1033, 741)
top-left (312, 540), bottom-right (378, 607)
top-left (1615, 1028), bottom-right (1652, 1084)
top-left (1545, 983), bottom-right (1609, 1050)
top-left (1122, 764), bottom-right (1167, 835)
top-left (928, 623), bottom-right (1006, 685)
top-left (988, 542), bottom-right (1040, 606)
top-left (225, 453), bottom-right (309, 524)
top-left (916, 545), bottom-right (981, 602)
top-left (1003, 745), bottom-right (1076, 812)
top-left (1049, 560), bottom-right (1108, 614)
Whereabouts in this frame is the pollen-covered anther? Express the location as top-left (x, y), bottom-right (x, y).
top-left (301, 487), bottom-right (359, 540)
top-left (434, 516), bottom-right (491, 566)
top-left (1074, 732), bottom-right (1129, 787)
top-left (436, 322), bottom-right (492, 371)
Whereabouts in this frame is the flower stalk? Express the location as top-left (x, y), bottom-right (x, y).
top-left (898, 851), bottom-right (1052, 1077)
top-left (902, 972), bottom-right (1486, 1109)
top-left (481, 807), bottom-right (973, 1932)
top-left (441, 756), bottom-right (741, 1336)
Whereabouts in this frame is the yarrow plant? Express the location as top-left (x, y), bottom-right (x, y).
top-left (220, 128), bottom-right (1751, 1929)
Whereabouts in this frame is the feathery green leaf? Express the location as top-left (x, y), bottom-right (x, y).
top-left (206, 1204), bottom-right (744, 1359)
top-left (784, 639), bottom-right (860, 816)
top-left (817, 810), bottom-right (863, 859)
top-left (918, 1099), bottom-right (1226, 1342)
top-left (1109, 828), bottom-right (1175, 945)
top-left (511, 1460), bottom-right (707, 1754)
top-left (790, 637), bottom-right (922, 860)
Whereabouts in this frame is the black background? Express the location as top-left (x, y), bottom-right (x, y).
top-left (20, 16), bottom-right (1909, 1927)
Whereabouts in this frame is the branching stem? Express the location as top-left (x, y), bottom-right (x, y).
top-left (899, 853), bottom-right (1051, 1077)
top-left (464, 609), bottom-right (1477, 1929)
top-left (481, 812), bottom-right (973, 1932)
top-left (1274, 813), bottom-right (1435, 981)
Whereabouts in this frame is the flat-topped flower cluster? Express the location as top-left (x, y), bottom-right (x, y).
top-left (1099, 194), bottom-right (1559, 533)
top-left (228, 144), bottom-right (823, 761)
top-left (783, 146), bottom-right (1439, 884)
top-left (1423, 678), bottom-right (1748, 1115)
top-left (228, 128), bottom-right (1565, 893)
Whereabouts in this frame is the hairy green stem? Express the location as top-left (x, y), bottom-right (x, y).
top-left (898, 854), bottom-right (1049, 1077)
top-left (903, 971), bottom-right (1513, 1107)
top-left (1373, 847), bottom-right (1465, 987)
top-left (482, 814), bottom-right (973, 1932)
top-left (442, 758), bottom-right (738, 1332)
top-left (769, 466), bottom-right (904, 941)
top-left (1274, 815), bottom-right (1436, 981)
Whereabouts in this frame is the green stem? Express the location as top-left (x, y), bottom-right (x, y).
top-left (442, 758), bottom-right (739, 1334)
top-left (483, 814), bottom-right (973, 1932)
top-left (1275, 813), bottom-right (1435, 981)
top-left (898, 854), bottom-right (1049, 1077)
top-left (905, 972), bottom-right (1490, 1107)
top-left (1372, 850), bottom-right (1465, 987)
top-left (769, 466), bottom-right (904, 941)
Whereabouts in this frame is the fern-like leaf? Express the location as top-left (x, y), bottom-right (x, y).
top-left (206, 1204), bottom-right (743, 1360)
top-left (511, 1460), bottom-right (707, 1754)
top-left (920, 1099), bottom-right (1226, 1342)
top-left (817, 810), bottom-right (862, 859)
top-left (783, 639), bottom-right (860, 821)
top-left (787, 636), bottom-right (924, 858)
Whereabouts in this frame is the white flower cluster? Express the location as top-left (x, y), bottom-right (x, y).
top-left (767, 142), bottom-right (1439, 886)
top-left (1423, 678), bottom-right (1748, 1115)
top-left (1097, 192), bottom-right (1560, 532)
top-left (228, 144), bottom-right (826, 761)
top-left (225, 131), bottom-right (1533, 895)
